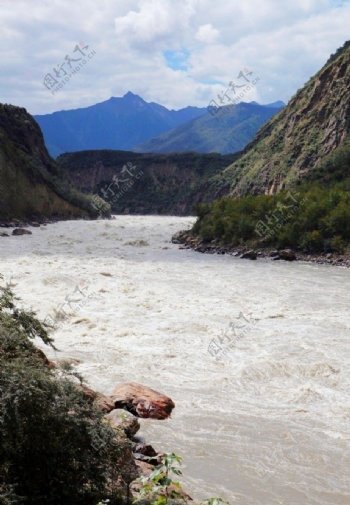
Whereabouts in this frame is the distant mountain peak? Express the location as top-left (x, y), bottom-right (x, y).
top-left (123, 91), bottom-right (144, 101)
top-left (135, 101), bottom-right (283, 155)
top-left (34, 93), bottom-right (207, 157)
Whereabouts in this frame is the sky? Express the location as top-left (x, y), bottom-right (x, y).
top-left (0, 0), bottom-right (349, 114)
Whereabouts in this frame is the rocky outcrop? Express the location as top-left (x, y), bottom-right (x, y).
top-left (111, 382), bottom-right (175, 420)
top-left (0, 103), bottom-right (110, 222)
top-left (57, 150), bottom-right (238, 215)
top-left (79, 384), bottom-right (115, 413)
top-left (204, 41), bottom-right (350, 198)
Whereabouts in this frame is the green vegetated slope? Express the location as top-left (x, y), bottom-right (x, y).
top-left (57, 150), bottom-right (239, 215)
top-left (189, 42), bottom-right (350, 254)
top-left (135, 102), bottom-right (283, 155)
top-left (194, 141), bottom-right (350, 253)
top-left (0, 104), bottom-right (110, 221)
top-left (208, 41), bottom-right (350, 198)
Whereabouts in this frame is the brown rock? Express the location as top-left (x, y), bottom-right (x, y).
top-left (133, 443), bottom-right (158, 458)
top-left (134, 459), bottom-right (154, 477)
top-left (132, 443), bottom-right (161, 465)
top-left (278, 249), bottom-right (297, 261)
top-left (105, 409), bottom-right (140, 437)
top-left (111, 382), bottom-right (175, 420)
top-left (241, 250), bottom-right (257, 260)
top-left (12, 228), bottom-right (32, 236)
top-left (79, 384), bottom-right (115, 413)
top-left (95, 392), bottom-right (116, 413)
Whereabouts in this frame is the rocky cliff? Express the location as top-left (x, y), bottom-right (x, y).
top-left (210, 41), bottom-right (350, 197)
top-left (0, 104), bottom-right (110, 221)
top-left (57, 150), bottom-right (238, 215)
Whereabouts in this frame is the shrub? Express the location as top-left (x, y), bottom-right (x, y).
top-left (300, 230), bottom-right (325, 253)
top-left (0, 278), bottom-right (135, 505)
top-left (193, 177), bottom-right (350, 254)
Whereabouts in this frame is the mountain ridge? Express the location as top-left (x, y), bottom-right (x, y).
top-left (35, 92), bottom-right (284, 158)
top-left (57, 149), bottom-right (238, 215)
top-left (209, 40), bottom-right (350, 197)
top-left (135, 101), bottom-right (284, 154)
top-left (34, 93), bottom-right (207, 157)
top-left (0, 103), bottom-right (110, 222)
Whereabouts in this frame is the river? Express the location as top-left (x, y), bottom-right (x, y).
top-left (1, 216), bottom-right (349, 505)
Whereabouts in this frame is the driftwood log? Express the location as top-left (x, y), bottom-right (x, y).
top-left (111, 382), bottom-right (175, 420)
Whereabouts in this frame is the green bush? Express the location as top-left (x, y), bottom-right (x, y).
top-left (300, 230), bottom-right (324, 252)
top-left (0, 279), bottom-right (135, 505)
top-left (193, 182), bottom-right (350, 254)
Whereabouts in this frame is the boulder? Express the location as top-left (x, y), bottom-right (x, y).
top-left (132, 443), bottom-right (161, 465)
top-left (278, 249), bottom-right (297, 261)
top-left (12, 228), bottom-right (32, 236)
top-left (94, 392), bottom-right (116, 413)
top-left (133, 443), bottom-right (158, 458)
top-left (105, 408), bottom-right (140, 437)
top-left (111, 382), bottom-right (175, 420)
top-left (240, 250), bottom-right (257, 260)
top-left (171, 230), bottom-right (187, 244)
top-left (79, 384), bottom-right (115, 413)
top-left (134, 459), bottom-right (154, 477)
top-left (0, 232), bottom-right (9, 237)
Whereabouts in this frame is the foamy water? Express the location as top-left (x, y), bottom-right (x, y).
top-left (1, 216), bottom-right (350, 505)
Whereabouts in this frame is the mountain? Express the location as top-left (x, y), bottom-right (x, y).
top-left (57, 150), bottom-right (238, 215)
top-left (135, 102), bottom-right (283, 154)
top-left (0, 104), bottom-right (110, 222)
top-left (178, 41), bottom-right (350, 257)
top-left (208, 41), bottom-right (350, 197)
top-left (35, 92), bottom-right (206, 157)
top-left (262, 100), bottom-right (285, 109)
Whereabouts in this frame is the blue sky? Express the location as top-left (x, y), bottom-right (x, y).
top-left (0, 0), bottom-right (349, 114)
top-left (163, 50), bottom-right (190, 71)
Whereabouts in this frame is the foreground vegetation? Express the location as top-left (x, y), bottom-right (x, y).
top-left (193, 144), bottom-right (350, 254)
top-left (0, 278), bottom-right (135, 505)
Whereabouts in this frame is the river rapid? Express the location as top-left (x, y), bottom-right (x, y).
top-left (1, 216), bottom-right (349, 505)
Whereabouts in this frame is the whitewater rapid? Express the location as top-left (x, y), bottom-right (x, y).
top-left (1, 216), bottom-right (349, 505)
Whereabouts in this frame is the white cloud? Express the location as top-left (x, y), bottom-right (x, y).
top-left (114, 0), bottom-right (195, 49)
top-left (0, 0), bottom-right (349, 114)
top-left (195, 24), bottom-right (219, 44)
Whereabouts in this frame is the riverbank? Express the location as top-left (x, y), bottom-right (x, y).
top-left (0, 215), bottom-right (114, 237)
top-left (173, 229), bottom-right (350, 267)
